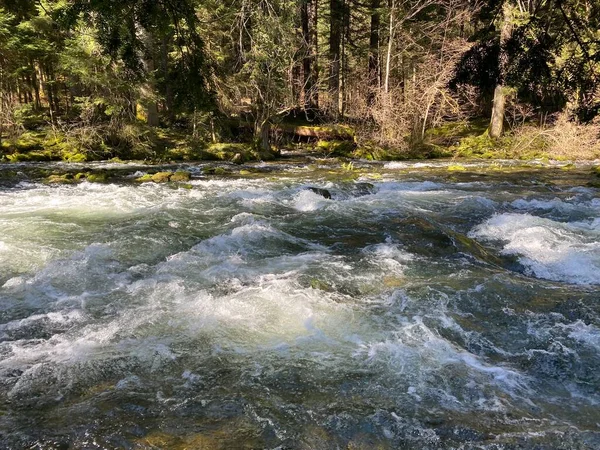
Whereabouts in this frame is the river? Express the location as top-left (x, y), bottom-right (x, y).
top-left (0, 159), bottom-right (599, 448)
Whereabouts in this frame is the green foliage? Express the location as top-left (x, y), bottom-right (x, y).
top-left (453, 0), bottom-right (600, 121)
top-left (450, 133), bottom-right (500, 158)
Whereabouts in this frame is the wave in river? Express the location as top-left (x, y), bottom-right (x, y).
top-left (470, 213), bottom-right (600, 284)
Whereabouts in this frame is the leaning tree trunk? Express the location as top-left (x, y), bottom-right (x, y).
top-left (489, 2), bottom-right (513, 139)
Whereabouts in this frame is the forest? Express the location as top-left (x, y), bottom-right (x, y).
top-left (0, 0), bottom-right (599, 163)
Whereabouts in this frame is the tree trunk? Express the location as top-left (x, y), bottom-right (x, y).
top-left (301, 0), bottom-right (317, 109)
top-left (146, 57), bottom-right (159, 127)
top-left (141, 30), bottom-right (159, 127)
top-left (368, 0), bottom-right (381, 105)
top-left (31, 61), bottom-right (41, 110)
top-left (340, 0), bottom-right (348, 116)
top-left (161, 34), bottom-right (174, 122)
top-left (312, 0), bottom-right (319, 108)
top-left (329, 0), bottom-right (343, 116)
top-left (384, 0), bottom-right (394, 95)
top-left (489, 2), bottom-right (513, 139)
top-left (257, 120), bottom-right (271, 153)
top-left (489, 85), bottom-right (506, 138)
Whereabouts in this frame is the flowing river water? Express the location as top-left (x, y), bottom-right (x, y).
top-left (0, 159), bottom-right (599, 449)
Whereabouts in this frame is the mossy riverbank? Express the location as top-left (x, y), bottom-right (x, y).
top-left (1, 119), bottom-right (599, 167)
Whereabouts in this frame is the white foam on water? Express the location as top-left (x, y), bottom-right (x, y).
top-left (511, 198), bottom-right (570, 211)
top-left (290, 189), bottom-right (331, 212)
top-left (470, 213), bottom-right (600, 284)
top-left (362, 241), bottom-right (414, 276)
top-left (559, 321), bottom-right (600, 351)
top-left (510, 196), bottom-right (600, 215)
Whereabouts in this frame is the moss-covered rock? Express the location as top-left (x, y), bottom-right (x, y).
top-left (169, 170), bottom-right (191, 182)
top-left (447, 164), bottom-right (467, 172)
top-left (46, 174), bottom-right (74, 184)
top-left (86, 173), bottom-right (109, 183)
top-left (151, 171), bottom-right (173, 183)
top-left (352, 145), bottom-right (398, 161)
top-left (135, 173), bottom-right (154, 182)
top-left (74, 172), bottom-right (87, 181)
top-left (316, 140), bottom-right (356, 156)
top-left (203, 166), bottom-right (228, 175)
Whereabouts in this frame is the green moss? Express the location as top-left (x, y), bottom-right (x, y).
top-left (205, 143), bottom-right (256, 162)
top-left (202, 166), bottom-right (227, 175)
top-left (62, 151), bottom-right (87, 163)
top-left (135, 174), bottom-right (154, 182)
top-left (6, 150), bottom-right (54, 162)
top-left (591, 166), bottom-right (600, 177)
top-left (46, 174), bottom-right (74, 184)
top-left (74, 172), bottom-right (87, 181)
top-left (151, 171), bottom-right (173, 183)
top-left (316, 140), bottom-right (356, 156)
top-left (164, 145), bottom-right (207, 161)
top-left (11, 132), bottom-right (45, 152)
top-left (86, 173), bottom-right (108, 183)
top-left (450, 133), bottom-right (499, 158)
top-left (169, 170), bottom-right (191, 182)
top-left (447, 164), bottom-right (467, 171)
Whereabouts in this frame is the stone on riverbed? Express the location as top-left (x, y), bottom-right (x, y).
top-left (306, 187), bottom-right (332, 199)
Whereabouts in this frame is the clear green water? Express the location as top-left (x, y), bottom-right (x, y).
top-left (0, 161), bottom-right (599, 449)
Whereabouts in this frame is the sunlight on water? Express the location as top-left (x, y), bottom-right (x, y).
top-left (0, 164), bottom-right (599, 448)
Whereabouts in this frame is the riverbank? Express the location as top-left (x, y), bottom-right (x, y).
top-left (2, 117), bottom-right (600, 166)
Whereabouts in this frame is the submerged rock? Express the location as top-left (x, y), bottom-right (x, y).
top-left (353, 182), bottom-right (375, 196)
top-left (306, 187), bottom-right (332, 199)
